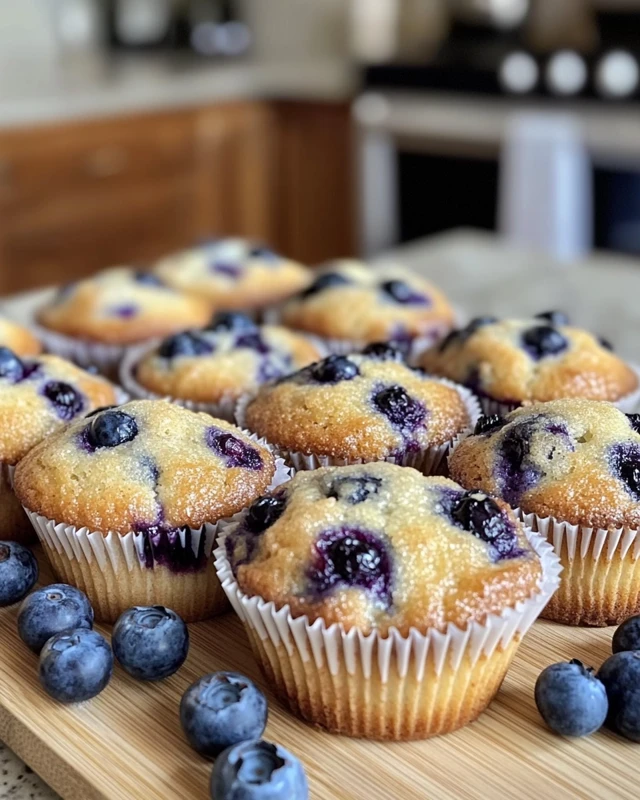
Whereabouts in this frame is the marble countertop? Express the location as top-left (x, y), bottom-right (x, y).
top-left (0, 53), bottom-right (356, 129)
top-left (2, 228), bottom-right (640, 798)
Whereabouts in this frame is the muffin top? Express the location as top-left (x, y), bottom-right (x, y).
top-left (14, 399), bottom-right (276, 533)
top-left (449, 399), bottom-right (640, 530)
top-left (244, 346), bottom-right (471, 461)
top-left (0, 317), bottom-right (41, 356)
top-left (154, 238), bottom-right (311, 310)
top-left (280, 260), bottom-right (455, 344)
top-left (0, 349), bottom-right (117, 464)
top-left (37, 267), bottom-right (211, 345)
top-left (421, 312), bottom-right (637, 404)
top-left (134, 312), bottom-right (321, 404)
top-left (225, 462), bottom-right (543, 635)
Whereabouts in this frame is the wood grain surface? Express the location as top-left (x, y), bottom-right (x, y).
top-left (0, 551), bottom-right (633, 800)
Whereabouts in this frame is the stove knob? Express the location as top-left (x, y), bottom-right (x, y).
top-left (499, 52), bottom-right (538, 94)
top-left (546, 51), bottom-right (588, 96)
top-left (596, 50), bottom-right (639, 99)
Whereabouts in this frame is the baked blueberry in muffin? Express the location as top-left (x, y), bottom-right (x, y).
top-left (280, 260), bottom-right (454, 346)
top-left (130, 313), bottom-right (321, 407)
top-left (37, 267), bottom-right (210, 346)
top-left (422, 314), bottom-right (638, 408)
top-left (14, 400), bottom-right (277, 621)
top-left (153, 238), bottom-right (311, 310)
top-left (242, 351), bottom-right (473, 469)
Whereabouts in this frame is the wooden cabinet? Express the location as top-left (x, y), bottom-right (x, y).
top-left (0, 100), bottom-right (354, 294)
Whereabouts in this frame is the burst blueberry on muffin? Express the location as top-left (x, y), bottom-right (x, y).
top-left (0, 348), bottom-right (117, 544)
top-left (218, 462), bottom-right (554, 739)
top-left (154, 238), bottom-right (311, 310)
top-left (279, 260), bottom-right (455, 347)
top-left (37, 267), bottom-right (211, 346)
top-left (128, 312), bottom-right (321, 413)
top-left (0, 317), bottom-right (41, 356)
top-left (421, 312), bottom-right (638, 411)
top-left (450, 399), bottom-right (640, 625)
top-left (242, 348), bottom-right (475, 472)
top-left (14, 399), bottom-right (276, 622)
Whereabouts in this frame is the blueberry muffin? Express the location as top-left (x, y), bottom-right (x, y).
top-left (154, 238), bottom-right (311, 310)
top-left (279, 260), bottom-right (455, 348)
top-left (422, 312), bottom-right (638, 412)
top-left (450, 399), bottom-right (640, 625)
top-left (242, 346), bottom-right (476, 473)
top-left (14, 399), bottom-right (277, 622)
top-left (0, 317), bottom-right (41, 356)
top-left (124, 312), bottom-right (321, 418)
top-left (216, 462), bottom-right (557, 739)
top-left (36, 268), bottom-right (211, 374)
top-left (0, 347), bottom-right (117, 544)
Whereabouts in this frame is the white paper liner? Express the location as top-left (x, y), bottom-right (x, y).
top-left (213, 525), bottom-right (561, 683)
top-left (520, 510), bottom-right (640, 564)
top-left (118, 335), bottom-right (330, 423)
top-left (235, 378), bottom-right (482, 476)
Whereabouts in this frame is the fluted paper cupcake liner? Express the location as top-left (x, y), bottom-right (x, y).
top-left (118, 336), bottom-right (330, 423)
top-left (21, 438), bottom-right (292, 623)
top-left (235, 378), bottom-right (482, 477)
top-left (520, 509), bottom-right (640, 626)
top-left (213, 524), bottom-right (560, 740)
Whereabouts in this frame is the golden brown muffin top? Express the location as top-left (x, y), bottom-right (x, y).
top-left (14, 399), bottom-right (275, 533)
top-left (0, 317), bottom-right (41, 357)
top-left (0, 351), bottom-right (116, 465)
top-left (421, 313), bottom-right (637, 404)
top-left (450, 398), bottom-right (640, 530)
top-left (226, 463), bottom-right (543, 635)
top-left (245, 348), bottom-right (471, 461)
top-left (37, 267), bottom-right (210, 345)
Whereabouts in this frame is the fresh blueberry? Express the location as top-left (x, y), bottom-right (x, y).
top-left (300, 272), bottom-right (350, 298)
top-left (0, 542), bottom-right (38, 606)
top-left (39, 629), bottom-right (113, 703)
top-left (598, 651), bottom-right (640, 742)
top-left (245, 495), bottom-right (287, 534)
top-left (379, 279), bottom-right (429, 305)
top-left (308, 355), bottom-right (359, 384)
top-left (627, 415), bottom-right (640, 435)
top-left (598, 336), bottom-right (613, 351)
top-left (18, 584), bottom-right (94, 653)
top-left (609, 443), bottom-right (640, 500)
top-left (211, 740), bottom-right (308, 800)
top-left (180, 672), bottom-right (268, 758)
top-left (85, 409), bottom-right (138, 450)
top-left (612, 615), bottom-right (640, 654)
top-left (158, 331), bottom-right (213, 359)
top-left (207, 428), bottom-right (262, 470)
top-left (112, 606), bottom-right (188, 681)
top-left (450, 491), bottom-right (520, 559)
top-left (308, 528), bottom-right (392, 604)
top-left (42, 381), bottom-right (84, 421)
top-left (535, 660), bottom-right (608, 737)
top-left (535, 311), bottom-right (570, 326)
top-left (85, 405), bottom-right (116, 418)
top-left (522, 326), bottom-right (568, 360)
top-left (133, 271), bottom-right (164, 288)
top-left (361, 342), bottom-right (403, 361)
top-left (0, 347), bottom-right (24, 382)
top-left (372, 385), bottom-right (426, 431)
top-left (474, 414), bottom-right (506, 436)
top-left (327, 475), bottom-right (382, 505)
top-left (207, 312), bottom-right (257, 333)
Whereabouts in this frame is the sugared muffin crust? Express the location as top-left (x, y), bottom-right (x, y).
top-left (226, 463), bottom-right (542, 635)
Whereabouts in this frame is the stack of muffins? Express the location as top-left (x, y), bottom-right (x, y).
top-left (12, 235), bottom-right (640, 745)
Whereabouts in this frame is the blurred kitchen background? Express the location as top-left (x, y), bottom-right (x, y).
top-left (3, 0), bottom-right (640, 294)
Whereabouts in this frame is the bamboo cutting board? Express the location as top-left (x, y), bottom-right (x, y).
top-left (0, 551), bottom-right (635, 800)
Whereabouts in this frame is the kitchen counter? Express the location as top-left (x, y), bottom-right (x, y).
top-left (0, 53), bottom-right (356, 129)
top-left (2, 227), bottom-right (640, 799)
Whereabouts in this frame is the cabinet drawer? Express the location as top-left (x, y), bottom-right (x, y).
top-left (0, 112), bottom-right (196, 216)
